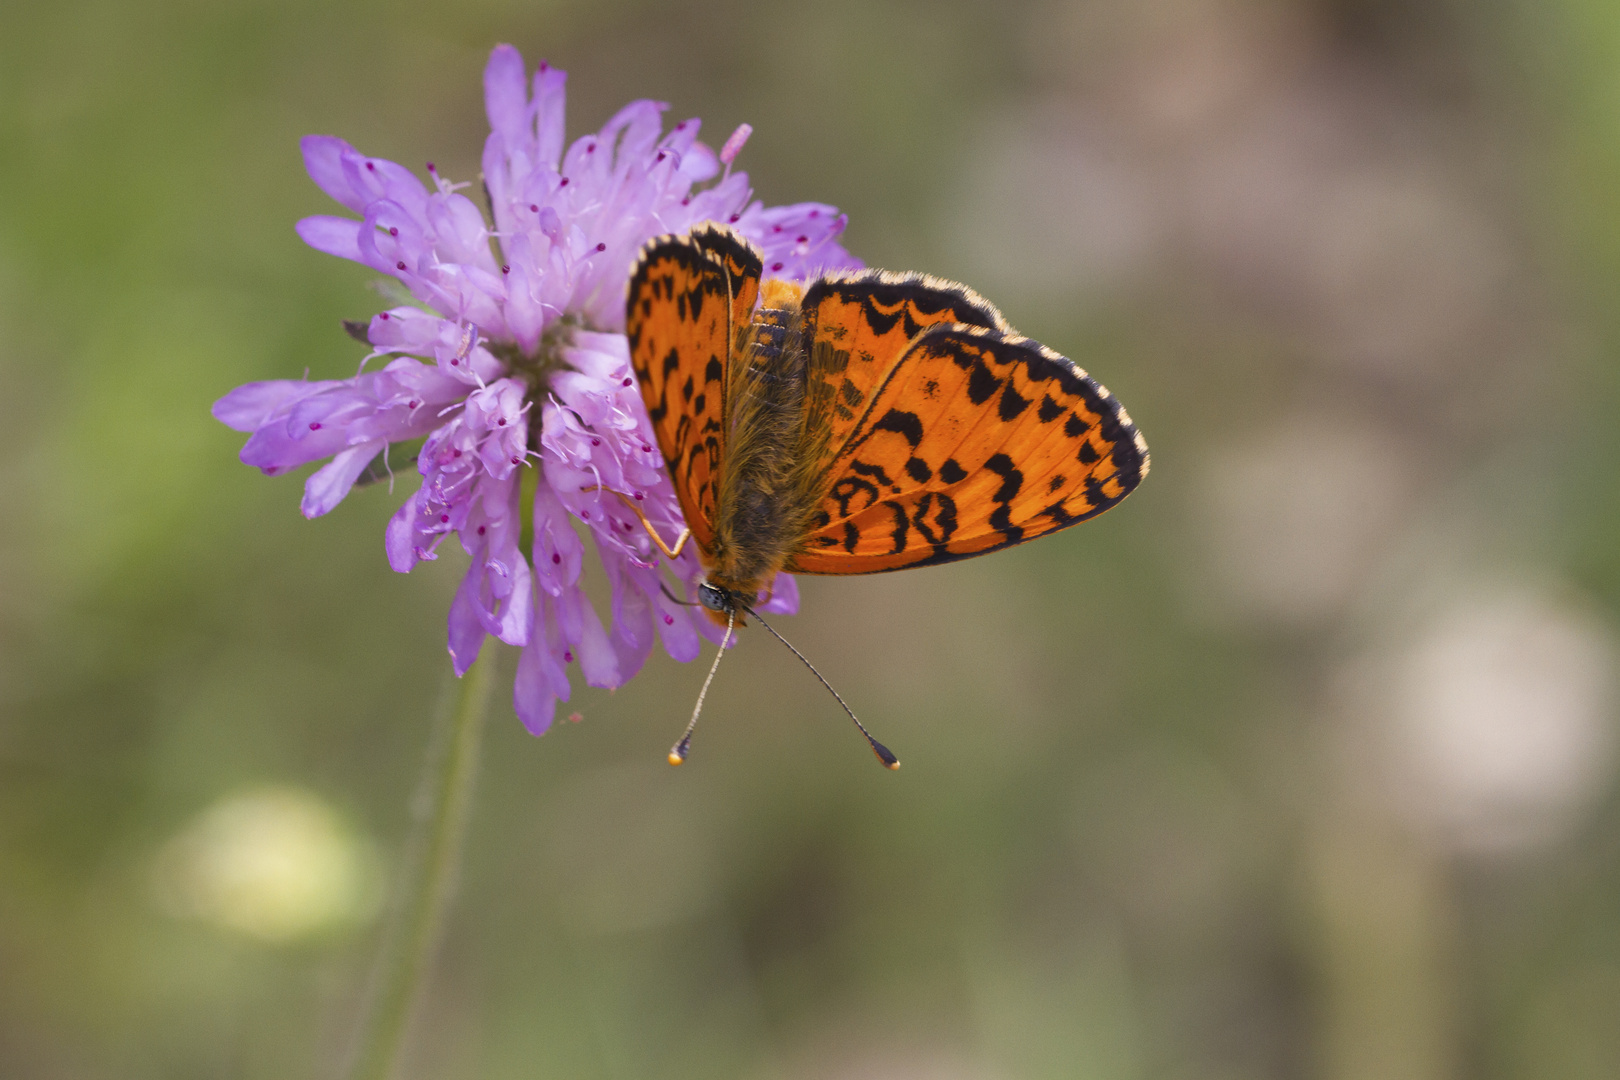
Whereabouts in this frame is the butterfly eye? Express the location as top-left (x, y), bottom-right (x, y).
top-left (697, 582), bottom-right (729, 613)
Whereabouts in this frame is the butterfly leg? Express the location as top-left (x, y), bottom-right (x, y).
top-left (579, 485), bottom-right (692, 560)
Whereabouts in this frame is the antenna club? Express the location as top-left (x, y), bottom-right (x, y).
top-left (667, 750), bottom-right (686, 766)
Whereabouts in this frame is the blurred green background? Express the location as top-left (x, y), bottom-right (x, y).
top-left (6, 0), bottom-right (1620, 1077)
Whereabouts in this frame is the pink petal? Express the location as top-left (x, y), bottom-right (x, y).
top-left (301, 438), bottom-right (385, 518)
top-left (447, 564), bottom-right (488, 675)
top-left (757, 572), bottom-right (799, 615)
top-left (212, 380), bottom-right (320, 432)
top-left (533, 63), bottom-right (568, 170)
top-left (513, 635), bottom-right (560, 736)
top-left (385, 489), bottom-right (426, 572)
top-left (296, 216), bottom-right (364, 262)
top-left (483, 44), bottom-right (531, 152)
top-left (300, 135), bottom-right (365, 212)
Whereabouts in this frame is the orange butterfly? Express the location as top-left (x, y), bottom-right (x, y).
top-left (611, 223), bottom-right (1148, 767)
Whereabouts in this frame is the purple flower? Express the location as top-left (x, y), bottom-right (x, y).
top-left (215, 45), bottom-right (845, 734)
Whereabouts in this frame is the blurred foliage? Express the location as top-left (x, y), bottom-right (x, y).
top-left (4, 0), bottom-right (1620, 1078)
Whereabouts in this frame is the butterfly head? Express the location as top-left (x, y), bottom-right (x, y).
top-left (697, 578), bottom-right (763, 627)
top-left (699, 579), bottom-right (741, 612)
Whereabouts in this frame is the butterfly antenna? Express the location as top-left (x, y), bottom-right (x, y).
top-left (669, 608), bottom-right (735, 766)
top-left (739, 603), bottom-right (900, 770)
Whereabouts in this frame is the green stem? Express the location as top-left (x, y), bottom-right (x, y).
top-left (343, 647), bottom-right (497, 1080)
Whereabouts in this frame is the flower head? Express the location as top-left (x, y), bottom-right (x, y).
top-left (215, 45), bottom-right (846, 733)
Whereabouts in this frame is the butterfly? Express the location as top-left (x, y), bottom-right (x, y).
top-left (611, 223), bottom-right (1148, 767)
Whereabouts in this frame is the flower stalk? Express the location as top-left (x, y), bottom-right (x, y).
top-left (343, 649), bottom-right (496, 1080)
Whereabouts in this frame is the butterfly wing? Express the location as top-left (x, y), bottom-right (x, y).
top-left (786, 324), bottom-right (1148, 574)
top-left (626, 225), bottom-right (762, 552)
top-left (798, 272), bottom-right (1007, 476)
top-left (690, 223), bottom-right (765, 355)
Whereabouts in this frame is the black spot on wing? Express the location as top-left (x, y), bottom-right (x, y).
top-left (1084, 475), bottom-right (1117, 512)
top-left (1015, 347), bottom-right (1070, 385)
top-left (1064, 413), bottom-right (1090, 438)
top-left (831, 475), bottom-right (881, 517)
top-left (1077, 441), bottom-right (1099, 465)
top-left (905, 456), bottom-right (932, 483)
top-left (882, 500), bottom-right (910, 554)
top-left (705, 356), bottom-right (723, 383)
top-left (872, 408), bottom-right (924, 448)
top-left (911, 491), bottom-right (957, 545)
top-left (998, 381), bottom-right (1030, 421)
top-left (984, 453), bottom-right (1023, 504)
top-left (939, 458), bottom-right (967, 485)
top-left (1039, 500), bottom-right (1085, 528)
top-left (1037, 395), bottom-right (1064, 423)
top-left (983, 453), bottom-right (1025, 544)
top-left (850, 459), bottom-right (898, 491)
top-left (966, 359), bottom-right (999, 405)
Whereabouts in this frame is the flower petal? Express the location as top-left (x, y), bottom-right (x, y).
top-left (447, 562), bottom-right (488, 675)
top-left (301, 135), bottom-right (366, 212)
top-left (514, 589), bottom-right (570, 734)
top-left (296, 215), bottom-right (364, 263)
top-left (212, 380), bottom-right (321, 432)
top-left (757, 572), bottom-right (800, 615)
top-left (483, 44), bottom-right (531, 154)
top-left (513, 635), bottom-right (560, 736)
top-left (533, 62), bottom-right (567, 170)
top-left (301, 438), bottom-right (386, 518)
top-left (386, 488), bottom-right (428, 572)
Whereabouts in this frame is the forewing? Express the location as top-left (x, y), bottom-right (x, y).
top-left (690, 223), bottom-right (763, 357)
top-left (625, 228), bottom-right (760, 552)
top-left (800, 272), bottom-right (1007, 473)
top-left (787, 325), bottom-right (1148, 574)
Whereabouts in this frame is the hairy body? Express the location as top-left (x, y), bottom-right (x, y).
top-left (708, 279), bottom-right (820, 598)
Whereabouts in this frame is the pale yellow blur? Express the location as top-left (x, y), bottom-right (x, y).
top-left (152, 787), bottom-right (382, 943)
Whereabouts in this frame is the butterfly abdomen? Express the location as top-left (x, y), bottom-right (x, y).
top-left (709, 281), bottom-right (823, 596)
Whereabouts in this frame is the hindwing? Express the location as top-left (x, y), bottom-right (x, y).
top-left (787, 324), bottom-right (1149, 574)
